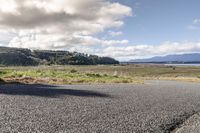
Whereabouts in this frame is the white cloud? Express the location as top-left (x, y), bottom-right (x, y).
top-left (96, 41), bottom-right (200, 61)
top-left (1, 1), bottom-right (199, 61)
top-left (187, 25), bottom-right (200, 30)
top-left (8, 33), bottom-right (129, 50)
top-left (193, 19), bottom-right (200, 25)
top-left (108, 31), bottom-right (123, 37)
top-left (188, 18), bottom-right (200, 30)
top-left (0, 0), bottom-right (132, 50)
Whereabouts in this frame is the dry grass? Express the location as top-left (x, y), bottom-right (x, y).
top-left (0, 64), bottom-right (199, 84)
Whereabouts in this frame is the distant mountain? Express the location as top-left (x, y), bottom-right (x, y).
top-left (129, 53), bottom-right (200, 63)
top-left (0, 47), bottom-right (119, 66)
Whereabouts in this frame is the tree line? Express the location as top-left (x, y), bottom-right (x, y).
top-left (0, 47), bottom-right (119, 66)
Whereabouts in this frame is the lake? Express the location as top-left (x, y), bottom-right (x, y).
top-left (165, 64), bottom-right (200, 67)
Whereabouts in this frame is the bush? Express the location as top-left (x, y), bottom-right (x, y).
top-left (70, 69), bottom-right (78, 73)
top-left (86, 73), bottom-right (101, 77)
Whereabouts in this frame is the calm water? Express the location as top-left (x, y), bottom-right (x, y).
top-left (165, 64), bottom-right (200, 67)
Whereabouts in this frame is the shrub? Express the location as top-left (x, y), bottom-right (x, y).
top-left (70, 69), bottom-right (78, 73)
top-left (86, 73), bottom-right (101, 77)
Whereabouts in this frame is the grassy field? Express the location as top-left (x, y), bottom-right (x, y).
top-left (0, 64), bottom-right (200, 84)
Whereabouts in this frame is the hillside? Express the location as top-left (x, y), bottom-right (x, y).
top-left (0, 47), bottom-right (119, 66)
top-left (130, 53), bottom-right (200, 63)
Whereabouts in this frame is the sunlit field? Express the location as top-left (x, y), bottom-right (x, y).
top-left (0, 64), bottom-right (200, 84)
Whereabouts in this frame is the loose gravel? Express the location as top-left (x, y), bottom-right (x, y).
top-left (0, 80), bottom-right (200, 133)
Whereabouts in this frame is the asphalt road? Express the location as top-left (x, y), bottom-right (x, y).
top-left (0, 80), bottom-right (200, 133)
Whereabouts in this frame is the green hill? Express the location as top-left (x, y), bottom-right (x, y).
top-left (0, 47), bottom-right (119, 66)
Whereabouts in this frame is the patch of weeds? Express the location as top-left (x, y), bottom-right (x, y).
top-left (70, 69), bottom-right (78, 73)
top-left (0, 78), bottom-right (5, 83)
top-left (0, 71), bottom-right (8, 79)
top-left (86, 73), bottom-right (101, 77)
top-left (0, 71), bottom-right (7, 75)
top-left (121, 79), bottom-right (131, 83)
top-left (36, 70), bottom-right (42, 73)
top-left (103, 74), bottom-right (108, 77)
top-left (16, 73), bottom-right (24, 77)
top-left (113, 75), bottom-right (119, 78)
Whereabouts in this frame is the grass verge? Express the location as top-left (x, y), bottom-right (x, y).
top-left (0, 64), bottom-right (199, 84)
top-left (0, 69), bottom-right (142, 84)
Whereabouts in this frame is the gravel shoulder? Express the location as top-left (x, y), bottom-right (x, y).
top-left (0, 80), bottom-right (200, 133)
top-left (173, 113), bottom-right (200, 133)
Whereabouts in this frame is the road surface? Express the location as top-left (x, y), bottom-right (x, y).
top-left (0, 80), bottom-right (200, 133)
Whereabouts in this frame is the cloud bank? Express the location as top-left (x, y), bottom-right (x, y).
top-left (0, 0), bottom-right (199, 61)
top-left (0, 0), bottom-right (131, 49)
top-left (100, 41), bottom-right (200, 60)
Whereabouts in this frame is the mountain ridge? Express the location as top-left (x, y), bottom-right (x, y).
top-left (129, 53), bottom-right (200, 63)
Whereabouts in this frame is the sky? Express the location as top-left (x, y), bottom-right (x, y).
top-left (0, 0), bottom-right (200, 61)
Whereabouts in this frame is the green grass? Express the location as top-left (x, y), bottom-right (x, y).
top-left (0, 64), bottom-right (200, 84)
top-left (0, 67), bottom-right (139, 84)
